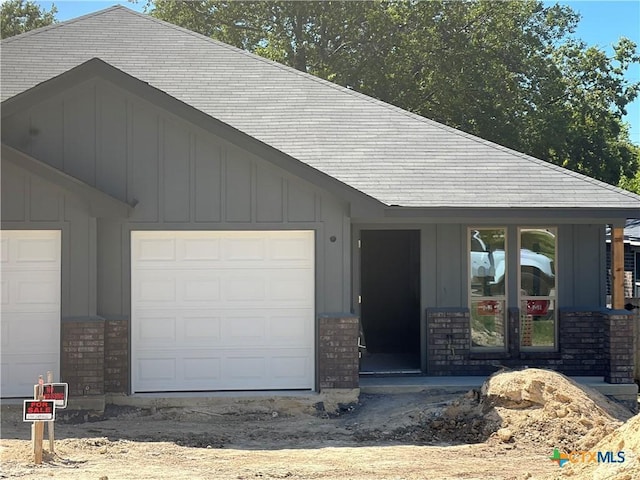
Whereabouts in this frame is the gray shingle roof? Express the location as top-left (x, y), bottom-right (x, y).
top-left (2, 6), bottom-right (640, 210)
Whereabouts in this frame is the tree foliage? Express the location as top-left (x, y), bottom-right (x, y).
top-left (1, 0), bottom-right (57, 38)
top-left (146, 0), bottom-right (638, 190)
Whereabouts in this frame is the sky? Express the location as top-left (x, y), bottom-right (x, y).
top-left (28, 1), bottom-right (640, 145)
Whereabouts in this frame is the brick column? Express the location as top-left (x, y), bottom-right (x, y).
top-left (104, 318), bottom-right (129, 393)
top-left (317, 314), bottom-right (359, 390)
top-left (559, 310), bottom-right (604, 376)
top-left (604, 310), bottom-right (634, 384)
top-left (426, 308), bottom-right (470, 375)
top-left (61, 318), bottom-right (105, 396)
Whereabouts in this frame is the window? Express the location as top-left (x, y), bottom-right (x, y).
top-left (469, 228), bottom-right (506, 350)
top-left (519, 228), bottom-right (557, 350)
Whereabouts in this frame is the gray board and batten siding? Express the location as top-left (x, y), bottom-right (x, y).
top-left (1, 74), bottom-right (352, 323)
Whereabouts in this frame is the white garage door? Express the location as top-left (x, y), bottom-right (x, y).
top-left (1, 230), bottom-right (61, 398)
top-left (131, 231), bottom-right (315, 393)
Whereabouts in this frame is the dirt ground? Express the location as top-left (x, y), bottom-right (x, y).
top-left (1, 369), bottom-right (638, 480)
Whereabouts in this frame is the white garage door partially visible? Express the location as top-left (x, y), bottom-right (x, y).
top-left (131, 231), bottom-right (315, 393)
top-left (1, 230), bottom-right (61, 398)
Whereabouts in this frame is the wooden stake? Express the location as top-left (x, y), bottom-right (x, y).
top-left (46, 371), bottom-right (55, 453)
top-left (611, 226), bottom-right (625, 310)
top-left (34, 376), bottom-right (44, 465)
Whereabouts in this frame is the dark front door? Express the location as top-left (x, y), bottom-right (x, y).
top-left (360, 230), bottom-right (420, 372)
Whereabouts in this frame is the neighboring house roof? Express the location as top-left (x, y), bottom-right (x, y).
top-left (607, 220), bottom-right (640, 246)
top-left (2, 6), bottom-right (640, 212)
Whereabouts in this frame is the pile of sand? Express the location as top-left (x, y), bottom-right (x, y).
top-left (356, 368), bottom-right (633, 450)
top-left (557, 413), bottom-right (640, 479)
top-left (478, 368), bottom-right (632, 451)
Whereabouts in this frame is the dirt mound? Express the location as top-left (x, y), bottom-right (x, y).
top-left (556, 413), bottom-right (640, 479)
top-left (357, 368), bottom-right (632, 450)
top-left (480, 368), bottom-right (632, 451)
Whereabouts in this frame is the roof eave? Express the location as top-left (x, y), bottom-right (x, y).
top-left (382, 206), bottom-right (638, 223)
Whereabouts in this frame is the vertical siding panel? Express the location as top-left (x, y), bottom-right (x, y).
top-left (256, 165), bottom-right (284, 223)
top-left (225, 146), bottom-right (252, 222)
top-left (436, 224), bottom-right (462, 307)
top-left (96, 84), bottom-right (127, 200)
top-left (287, 180), bottom-right (316, 222)
top-left (29, 176), bottom-right (61, 221)
top-left (421, 225), bottom-right (437, 309)
top-left (97, 219), bottom-right (123, 315)
top-left (194, 136), bottom-right (222, 222)
top-left (162, 120), bottom-right (190, 222)
top-left (1, 164), bottom-right (26, 221)
top-left (63, 193), bottom-right (95, 317)
top-left (1, 111), bottom-right (31, 154)
top-left (130, 105), bottom-right (159, 222)
top-left (573, 224), bottom-right (601, 306)
top-left (30, 97), bottom-right (64, 170)
top-left (558, 224), bottom-right (574, 306)
top-left (320, 196), bottom-right (347, 312)
top-left (63, 82), bottom-right (96, 185)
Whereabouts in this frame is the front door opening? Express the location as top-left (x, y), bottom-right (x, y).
top-left (360, 230), bottom-right (420, 373)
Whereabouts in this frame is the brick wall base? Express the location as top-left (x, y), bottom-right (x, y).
top-left (426, 308), bottom-right (633, 383)
top-left (61, 318), bottom-right (105, 396)
top-left (317, 314), bottom-right (359, 389)
top-left (604, 311), bottom-right (635, 383)
top-left (104, 318), bottom-right (129, 393)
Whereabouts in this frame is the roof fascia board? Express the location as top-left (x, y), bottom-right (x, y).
top-left (380, 207), bottom-right (636, 223)
top-left (2, 58), bottom-right (384, 212)
top-left (1, 143), bottom-right (133, 218)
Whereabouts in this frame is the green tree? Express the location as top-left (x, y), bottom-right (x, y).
top-left (148, 0), bottom-right (640, 189)
top-left (1, 0), bottom-right (57, 38)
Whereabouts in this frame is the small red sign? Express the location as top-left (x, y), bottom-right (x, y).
top-left (23, 400), bottom-right (56, 422)
top-left (477, 300), bottom-right (500, 315)
top-left (527, 300), bottom-right (549, 316)
top-left (42, 383), bottom-right (68, 408)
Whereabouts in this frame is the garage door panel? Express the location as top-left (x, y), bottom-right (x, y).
top-left (224, 276), bottom-right (265, 301)
top-left (269, 236), bottom-right (314, 261)
top-left (135, 310), bottom-right (225, 347)
top-left (268, 271), bottom-right (314, 303)
top-left (0, 238), bottom-right (8, 262)
top-left (137, 357), bottom-right (177, 383)
top-left (1, 280), bottom-right (8, 305)
top-left (183, 278), bottom-right (221, 302)
top-left (136, 276), bottom-right (177, 303)
top-left (1, 355), bottom-right (59, 397)
top-left (183, 357), bottom-right (222, 382)
top-left (269, 311), bottom-right (313, 345)
top-left (15, 278), bottom-right (59, 305)
top-left (132, 230), bottom-right (314, 392)
top-left (223, 237), bottom-right (266, 261)
top-left (3, 312), bottom-right (59, 347)
top-left (15, 238), bottom-right (59, 263)
top-left (183, 314), bottom-right (222, 344)
top-left (136, 314), bottom-right (177, 344)
top-left (180, 238), bottom-right (221, 261)
top-left (1, 231), bottom-right (60, 398)
top-left (272, 354), bottom-right (311, 380)
top-left (135, 348), bottom-right (312, 392)
top-left (136, 238), bottom-right (176, 261)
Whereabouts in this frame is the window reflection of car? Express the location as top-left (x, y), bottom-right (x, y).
top-left (471, 231), bottom-right (554, 296)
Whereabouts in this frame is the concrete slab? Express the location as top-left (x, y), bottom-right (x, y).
top-left (358, 374), bottom-right (639, 412)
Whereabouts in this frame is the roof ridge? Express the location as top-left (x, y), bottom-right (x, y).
top-left (1, 5), bottom-right (124, 43)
